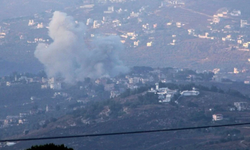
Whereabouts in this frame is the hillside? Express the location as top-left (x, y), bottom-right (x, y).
top-left (4, 85), bottom-right (250, 150)
top-left (0, 0), bottom-right (77, 21)
top-left (1, 0), bottom-right (250, 73)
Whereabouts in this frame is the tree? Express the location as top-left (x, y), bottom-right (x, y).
top-left (210, 85), bottom-right (218, 92)
top-left (26, 143), bottom-right (73, 150)
top-left (56, 105), bottom-right (61, 111)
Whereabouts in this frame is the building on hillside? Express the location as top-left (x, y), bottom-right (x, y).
top-left (28, 20), bottom-right (35, 26)
top-left (180, 90), bottom-right (199, 96)
top-left (86, 18), bottom-right (93, 26)
top-left (241, 20), bottom-right (248, 28)
top-left (147, 41), bottom-right (152, 47)
top-left (93, 20), bottom-right (101, 28)
top-left (159, 94), bottom-right (173, 103)
top-left (37, 23), bottom-right (44, 29)
top-left (50, 83), bottom-right (62, 90)
top-left (41, 84), bottom-right (49, 89)
top-left (110, 90), bottom-right (120, 98)
top-left (212, 114), bottom-right (223, 121)
top-left (244, 81), bottom-right (250, 84)
top-left (234, 102), bottom-right (248, 111)
top-left (46, 105), bottom-right (49, 112)
top-left (234, 68), bottom-right (239, 74)
top-left (230, 10), bottom-right (241, 16)
top-left (19, 113), bottom-right (28, 118)
top-left (80, 4), bottom-right (95, 9)
top-left (6, 82), bottom-right (11, 86)
top-left (149, 83), bottom-right (178, 103)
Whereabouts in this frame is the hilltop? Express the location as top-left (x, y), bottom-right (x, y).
top-left (4, 82), bottom-right (250, 150)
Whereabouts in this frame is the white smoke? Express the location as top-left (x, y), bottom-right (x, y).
top-left (35, 11), bottom-right (129, 83)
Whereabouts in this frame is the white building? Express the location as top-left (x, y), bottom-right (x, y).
top-left (212, 114), bottom-right (223, 121)
top-left (147, 41), bottom-right (152, 47)
top-left (159, 94), bottom-right (172, 103)
top-left (6, 82), bottom-right (11, 86)
top-left (234, 68), bottom-right (239, 74)
top-left (48, 77), bottom-right (55, 84)
top-left (104, 6), bottom-right (114, 13)
top-left (155, 83), bottom-right (159, 90)
top-left (110, 91), bottom-right (120, 98)
top-left (241, 20), bottom-right (248, 28)
top-left (234, 102), bottom-right (248, 111)
top-left (93, 20), bottom-right (101, 28)
top-left (80, 4), bottom-right (95, 9)
top-left (180, 90), bottom-right (199, 96)
top-left (86, 18), bottom-right (93, 26)
top-left (230, 10), bottom-right (241, 16)
top-left (149, 83), bottom-right (178, 103)
top-left (46, 105), bottom-right (49, 112)
top-left (28, 20), bottom-right (35, 26)
top-left (128, 77), bottom-right (140, 84)
top-left (50, 83), bottom-right (62, 90)
top-left (41, 84), bottom-right (48, 89)
top-left (37, 23), bottom-right (44, 29)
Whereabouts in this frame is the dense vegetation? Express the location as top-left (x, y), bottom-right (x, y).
top-left (26, 143), bottom-right (73, 150)
top-left (119, 85), bottom-right (153, 98)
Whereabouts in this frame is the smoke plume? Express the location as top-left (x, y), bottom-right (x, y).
top-left (35, 11), bottom-right (129, 83)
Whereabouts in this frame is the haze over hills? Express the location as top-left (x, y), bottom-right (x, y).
top-left (0, 0), bottom-right (76, 21)
top-left (2, 0), bottom-right (250, 149)
top-left (0, 0), bottom-right (250, 75)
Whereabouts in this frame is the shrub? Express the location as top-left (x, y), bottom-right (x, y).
top-left (26, 143), bottom-right (73, 150)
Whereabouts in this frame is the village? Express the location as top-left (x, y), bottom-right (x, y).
top-left (0, 0), bottom-right (250, 80)
top-left (0, 66), bottom-right (250, 139)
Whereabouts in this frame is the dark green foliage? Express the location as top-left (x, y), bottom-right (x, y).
top-left (159, 82), bottom-right (178, 89)
top-left (189, 111), bottom-right (210, 122)
top-left (137, 92), bottom-right (158, 105)
top-left (159, 82), bottom-right (195, 91)
top-left (199, 72), bottom-right (214, 81)
top-left (175, 69), bottom-right (196, 80)
top-left (71, 99), bottom-right (124, 119)
top-left (131, 66), bottom-right (154, 74)
top-left (50, 117), bottom-right (57, 122)
top-left (63, 84), bottom-right (88, 100)
top-left (68, 102), bottom-right (80, 109)
top-left (224, 129), bottom-right (241, 136)
top-left (119, 86), bottom-right (151, 98)
top-left (95, 84), bottom-right (105, 93)
top-left (196, 84), bottom-right (210, 91)
top-left (56, 105), bottom-right (61, 111)
top-left (227, 89), bottom-right (246, 99)
top-left (218, 88), bottom-right (224, 93)
top-left (187, 101), bottom-right (198, 108)
top-left (84, 77), bottom-right (91, 84)
top-left (106, 78), bottom-right (113, 84)
top-left (161, 67), bottom-right (174, 73)
top-left (218, 135), bottom-right (244, 144)
top-left (210, 85), bottom-right (218, 92)
top-left (174, 69), bottom-right (214, 81)
top-left (32, 105), bottom-right (39, 111)
top-left (222, 78), bottom-right (232, 82)
top-left (0, 83), bottom-right (53, 105)
top-left (178, 83), bottom-right (195, 91)
top-left (214, 105), bottom-right (225, 111)
top-left (26, 143), bottom-right (73, 150)
top-left (37, 71), bottom-right (47, 78)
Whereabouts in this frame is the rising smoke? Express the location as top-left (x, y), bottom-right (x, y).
top-left (35, 11), bottom-right (129, 83)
